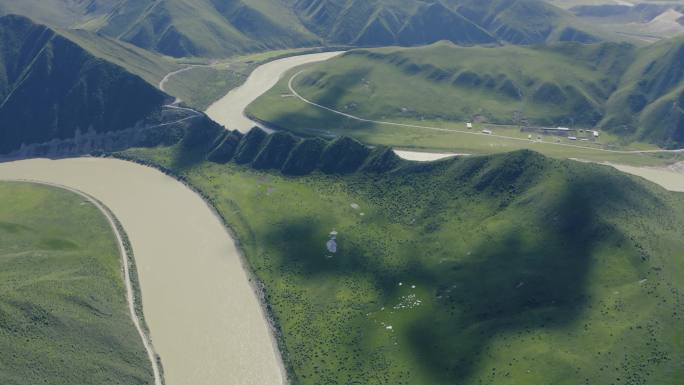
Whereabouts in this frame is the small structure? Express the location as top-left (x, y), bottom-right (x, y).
top-left (466, 122), bottom-right (473, 129)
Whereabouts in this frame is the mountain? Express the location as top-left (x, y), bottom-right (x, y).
top-left (0, 15), bottom-right (216, 157)
top-left (294, 0), bottom-right (599, 47)
top-left (451, 0), bottom-right (600, 44)
top-left (602, 36), bottom-right (684, 147)
top-left (0, 0), bottom-right (321, 58)
top-left (0, 0), bottom-right (601, 58)
top-left (93, 0), bottom-right (320, 58)
top-left (0, 182), bottom-right (154, 385)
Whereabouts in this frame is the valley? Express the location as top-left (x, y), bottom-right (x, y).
top-left (1, 1), bottom-right (684, 385)
top-left (247, 40), bottom-right (684, 158)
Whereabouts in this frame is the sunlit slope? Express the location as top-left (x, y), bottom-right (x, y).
top-left (1, 0), bottom-right (603, 58)
top-left (250, 39), bottom-right (684, 147)
top-left (0, 182), bottom-right (152, 385)
top-left (125, 140), bottom-right (684, 385)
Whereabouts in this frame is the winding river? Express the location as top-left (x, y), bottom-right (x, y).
top-left (206, 51), bottom-right (344, 132)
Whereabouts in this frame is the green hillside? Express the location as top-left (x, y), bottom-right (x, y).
top-left (0, 182), bottom-right (152, 385)
top-left (122, 134), bottom-right (684, 385)
top-left (603, 35), bottom-right (684, 147)
top-left (248, 38), bottom-right (684, 148)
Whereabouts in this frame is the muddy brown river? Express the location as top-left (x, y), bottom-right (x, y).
top-left (0, 158), bottom-right (284, 385)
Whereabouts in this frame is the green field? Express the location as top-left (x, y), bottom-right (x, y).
top-left (248, 39), bottom-right (684, 153)
top-left (124, 142), bottom-right (684, 385)
top-left (0, 182), bottom-right (152, 385)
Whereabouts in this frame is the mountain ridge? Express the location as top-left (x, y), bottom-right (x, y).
top-left (0, 14), bottom-right (217, 157)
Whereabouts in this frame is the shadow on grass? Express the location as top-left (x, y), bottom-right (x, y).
top-left (255, 153), bottom-right (654, 383)
top-left (266, 68), bottom-right (374, 135)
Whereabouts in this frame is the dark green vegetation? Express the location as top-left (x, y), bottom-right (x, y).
top-left (0, 15), bottom-right (221, 158)
top-left (0, 0), bottom-right (603, 59)
top-left (206, 127), bottom-right (399, 175)
top-left (123, 131), bottom-right (684, 385)
top-left (0, 15), bottom-right (163, 154)
top-left (250, 37), bottom-right (684, 148)
top-left (0, 182), bottom-right (152, 385)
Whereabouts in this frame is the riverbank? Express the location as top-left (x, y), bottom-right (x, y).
top-left (0, 158), bottom-right (285, 385)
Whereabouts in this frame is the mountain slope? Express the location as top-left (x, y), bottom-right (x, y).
top-left (0, 15), bottom-right (221, 158)
top-left (124, 138), bottom-right (684, 385)
top-left (85, 0), bottom-right (320, 58)
top-left (0, 15), bottom-right (168, 154)
top-left (295, 0), bottom-right (599, 47)
top-left (602, 36), bottom-right (684, 146)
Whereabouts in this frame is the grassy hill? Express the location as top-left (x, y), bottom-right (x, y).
top-left (248, 38), bottom-right (684, 148)
top-left (122, 134), bottom-right (684, 385)
top-left (0, 182), bottom-right (152, 385)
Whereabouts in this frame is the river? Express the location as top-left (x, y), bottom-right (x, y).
top-left (206, 51), bottom-right (344, 132)
top-left (0, 158), bottom-right (285, 385)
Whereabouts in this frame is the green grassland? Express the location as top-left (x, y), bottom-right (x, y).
top-left (0, 182), bottom-right (152, 384)
top-left (123, 141), bottom-right (684, 385)
top-left (248, 39), bottom-right (684, 151)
